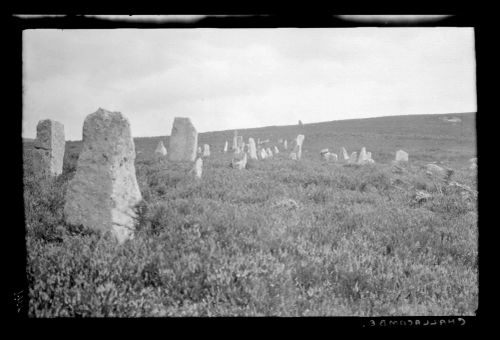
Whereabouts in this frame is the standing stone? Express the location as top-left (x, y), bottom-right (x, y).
top-left (193, 157), bottom-right (203, 179)
top-left (223, 141), bottom-right (228, 153)
top-left (248, 138), bottom-right (258, 160)
top-left (342, 147), bottom-right (350, 161)
top-left (232, 131), bottom-right (239, 151)
top-left (267, 147), bottom-right (273, 157)
top-left (154, 140), bottom-right (167, 158)
top-left (203, 144), bottom-right (210, 157)
top-left (237, 136), bottom-right (244, 151)
top-left (348, 152), bottom-right (357, 164)
top-left (274, 146), bottom-right (279, 154)
top-left (395, 150), bottom-right (409, 162)
top-left (295, 134), bottom-right (305, 160)
top-left (168, 117), bottom-right (198, 162)
top-left (232, 152), bottom-right (247, 170)
top-left (284, 140), bottom-right (288, 150)
top-left (260, 148), bottom-right (267, 159)
top-left (64, 108), bottom-right (142, 244)
top-left (298, 120), bottom-right (303, 126)
top-left (358, 147), bottom-right (370, 164)
top-left (367, 151), bottom-right (372, 160)
top-left (32, 119), bottom-right (65, 177)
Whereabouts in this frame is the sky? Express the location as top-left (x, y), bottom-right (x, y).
top-left (23, 27), bottom-right (477, 141)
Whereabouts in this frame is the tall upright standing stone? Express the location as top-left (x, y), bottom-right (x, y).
top-left (342, 147), bottom-right (350, 161)
top-left (223, 141), bottom-right (228, 153)
top-left (64, 108), bottom-right (142, 244)
top-left (232, 131), bottom-right (238, 151)
top-left (294, 134), bottom-right (305, 160)
top-left (32, 119), bottom-right (65, 177)
top-left (284, 140), bottom-right (288, 150)
top-left (168, 117), bottom-right (198, 162)
top-left (395, 150), bottom-right (409, 162)
top-left (203, 144), bottom-right (210, 157)
top-left (154, 140), bottom-right (167, 158)
top-left (193, 157), bottom-right (203, 179)
top-left (248, 138), bottom-right (258, 160)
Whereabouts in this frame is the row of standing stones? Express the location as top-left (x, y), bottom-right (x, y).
top-left (30, 108), bottom-right (475, 244)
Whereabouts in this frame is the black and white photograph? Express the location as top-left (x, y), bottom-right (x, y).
top-left (15, 14), bottom-right (479, 321)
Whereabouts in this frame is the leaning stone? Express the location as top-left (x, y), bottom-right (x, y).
top-left (168, 117), bottom-right (198, 162)
top-left (223, 141), bottom-right (228, 153)
top-left (64, 108), bottom-right (142, 244)
top-left (260, 148), bottom-right (267, 159)
top-left (274, 146), bottom-right (279, 154)
top-left (32, 119), bottom-right (65, 177)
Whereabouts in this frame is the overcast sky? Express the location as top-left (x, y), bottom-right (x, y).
top-left (23, 28), bottom-right (477, 140)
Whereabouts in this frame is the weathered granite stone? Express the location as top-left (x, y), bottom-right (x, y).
top-left (33, 119), bottom-right (65, 177)
top-left (348, 152), bottom-right (357, 164)
top-left (154, 140), bottom-right (167, 158)
top-left (203, 144), bottom-right (210, 157)
top-left (358, 147), bottom-right (370, 164)
top-left (284, 140), bottom-right (288, 150)
top-left (342, 147), bottom-right (350, 161)
top-left (248, 138), bottom-right (258, 160)
top-left (168, 117), bottom-right (197, 162)
top-left (274, 146), bottom-right (279, 154)
top-left (232, 151), bottom-right (247, 169)
top-left (223, 141), bottom-right (228, 153)
top-left (395, 150), bottom-right (409, 162)
top-left (260, 148), bottom-right (267, 159)
top-left (193, 157), bottom-right (203, 179)
top-left (64, 108), bottom-right (142, 244)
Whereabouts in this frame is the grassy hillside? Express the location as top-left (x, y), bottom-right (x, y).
top-left (23, 112), bottom-right (477, 317)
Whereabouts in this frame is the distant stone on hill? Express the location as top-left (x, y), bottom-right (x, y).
top-left (223, 141), bottom-right (228, 153)
top-left (168, 117), bottom-right (197, 162)
top-left (358, 147), bottom-right (370, 164)
top-left (64, 108), bottom-right (142, 244)
top-left (154, 141), bottom-right (167, 158)
top-left (232, 151), bottom-right (247, 170)
top-left (33, 119), bottom-right (65, 177)
top-left (298, 120), bottom-right (303, 126)
top-left (342, 147), bottom-right (350, 161)
top-left (267, 147), bottom-right (273, 157)
top-left (203, 144), bottom-right (210, 157)
top-left (348, 152), bottom-right (357, 164)
top-left (395, 150), bottom-right (409, 162)
top-left (248, 138), bottom-right (258, 160)
top-left (232, 131), bottom-right (238, 151)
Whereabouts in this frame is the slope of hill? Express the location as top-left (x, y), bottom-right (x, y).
top-left (22, 112), bottom-right (478, 317)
